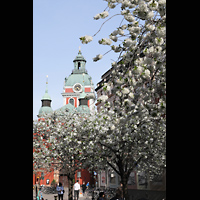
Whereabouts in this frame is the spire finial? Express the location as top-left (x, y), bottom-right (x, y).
top-left (46, 75), bottom-right (48, 84)
top-left (45, 75), bottom-right (48, 93)
top-left (79, 46), bottom-right (81, 52)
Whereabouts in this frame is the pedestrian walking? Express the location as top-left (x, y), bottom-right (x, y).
top-left (37, 188), bottom-right (43, 200)
top-left (86, 182), bottom-right (89, 189)
top-left (81, 181), bottom-right (86, 196)
top-left (74, 180), bottom-right (80, 200)
top-left (116, 182), bottom-right (123, 199)
top-left (56, 182), bottom-right (64, 200)
top-left (35, 179), bottom-right (39, 199)
top-left (97, 192), bottom-right (105, 200)
top-left (110, 183), bottom-right (123, 200)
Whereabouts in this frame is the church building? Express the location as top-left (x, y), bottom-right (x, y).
top-left (38, 49), bottom-right (95, 117)
top-left (34, 50), bottom-right (96, 187)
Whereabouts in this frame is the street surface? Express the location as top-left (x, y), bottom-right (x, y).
top-left (33, 187), bottom-right (91, 200)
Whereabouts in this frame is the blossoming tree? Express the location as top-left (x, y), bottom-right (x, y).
top-left (33, 112), bottom-right (86, 200)
top-left (79, 0), bottom-right (166, 199)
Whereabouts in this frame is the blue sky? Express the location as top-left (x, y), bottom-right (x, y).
top-left (33, 0), bottom-right (123, 119)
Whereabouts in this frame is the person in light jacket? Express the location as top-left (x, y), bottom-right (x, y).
top-left (74, 180), bottom-right (80, 200)
top-left (56, 182), bottom-right (64, 200)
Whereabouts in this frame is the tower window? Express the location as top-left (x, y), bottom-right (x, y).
top-left (78, 62), bottom-right (81, 69)
top-left (42, 100), bottom-right (51, 107)
top-left (69, 98), bottom-right (74, 106)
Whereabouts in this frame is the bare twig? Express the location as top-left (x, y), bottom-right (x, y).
top-left (92, 14), bottom-right (121, 37)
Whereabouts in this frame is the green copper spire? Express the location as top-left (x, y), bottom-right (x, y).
top-left (41, 75), bottom-right (51, 100)
top-left (38, 75), bottom-right (53, 116)
top-left (73, 48), bottom-right (86, 63)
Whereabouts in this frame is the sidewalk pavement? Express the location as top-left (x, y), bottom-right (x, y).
top-left (33, 188), bottom-right (90, 200)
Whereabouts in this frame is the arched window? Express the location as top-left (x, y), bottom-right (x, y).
top-left (78, 62), bottom-right (81, 69)
top-left (69, 98), bottom-right (74, 106)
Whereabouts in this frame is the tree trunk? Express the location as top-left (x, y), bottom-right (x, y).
top-left (68, 178), bottom-right (73, 200)
top-left (122, 175), bottom-right (129, 200)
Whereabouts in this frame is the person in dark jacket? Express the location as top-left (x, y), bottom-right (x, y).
top-left (97, 192), bottom-right (105, 200)
top-left (116, 182), bottom-right (123, 199)
top-left (81, 181), bottom-right (87, 196)
top-left (110, 182), bottom-right (123, 200)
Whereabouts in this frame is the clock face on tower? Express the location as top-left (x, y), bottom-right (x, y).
top-left (73, 83), bottom-right (82, 92)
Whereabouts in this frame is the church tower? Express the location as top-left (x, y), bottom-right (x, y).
top-left (38, 75), bottom-right (53, 117)
top-left (61, 49), bottom-right (95, 114)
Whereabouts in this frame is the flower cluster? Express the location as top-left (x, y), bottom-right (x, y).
top-left (93, 54), bottom-right (103, 62)
top-left (79, 35), bottom-right (93, 44)
top-left (98, 38), bottom-right (112, 45)
top-left (94, 11), bottom-right (109, 20)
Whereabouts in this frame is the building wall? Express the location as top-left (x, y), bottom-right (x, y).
top-left (75, 169), bottom-right (94, 186)
top-left (33, 170), bottom-right (55, 186)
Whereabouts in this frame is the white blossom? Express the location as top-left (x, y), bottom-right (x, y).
top-left (108, 3), bottom-right (116, 8)
top-left (111, 45), bottom-right (122, 52)
top-left (109, 35), bottom-right (118, 42)
top-left (121, 24), bottom-right (127, 30)
top-left (143, 69), bottom-right (150, 78)
top-left (116, 90), bottom-right (122, 96)
top-left (138, 0), bottom-right (149, 12)
top-left (115, 78), bottom-right (124, 84)
top-left (110, 125), bottom-right (115, 130)
top-left (156, 26), bottom-right (166, 37)
top-left (93, 54), bottom-right (103, 62)
top-left (98, 38), bottom-right (112, 45)
top-left (135, 66), bottom-right (143, 74)
top-left (146, 11), bottom-right (154, 19)
top-left (155, 46), bottom-right (162, 53)
top-left (98, 95), bottom-right (108, 102)
top-left (124, 13), bottom-right (135, 22)
top-left (128, 92), bottom-right (134, 99)
top-left (111, 30), bottom-right (119, 36)
top-left (94, 11), bottom-right (109, 20)
top-left (158, 0), bottom-right (166, 5)
top-left (146, 24), bottom-right (155, 31)
top-left (121, 87), bottom-right (130, 94)
top-left (123, 38), bottom-right (136, 48)
top-left (103, 83), bottom-right (111, 92)
top-left (143, 57), bottom-right (153, 65)
top-left (118, 28), bottom-right (124, 35)
top-left (155, 37), bottom-right (164, 46)
top-left (121, 9), bottom-right (129, 15)
top-left (80, 35), bottom-right (93, 44)
top-left (148, 0), bottom-right (158, 10)
top-left (122, 0), bottom-right (131, 7)
top-left (94, 13), bottom-right (101, 20)
top-left (131, 77), bottom-right (137, 85)
top-left (100, 11), bottom-right (109, 19)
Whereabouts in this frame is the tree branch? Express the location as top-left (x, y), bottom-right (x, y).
top-left (92, 14), bottom-right (121, 37)
top-left (107, 160), bottom-right (121, 176)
